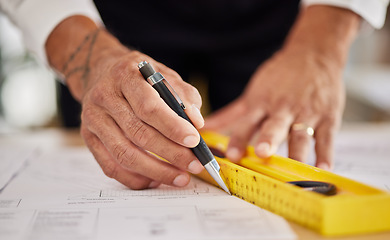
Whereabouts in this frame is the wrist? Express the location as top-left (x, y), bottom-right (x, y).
top-left (45, 15), bottom-right (129, 100)
top-left (281, 5), bottom-right (360, 67)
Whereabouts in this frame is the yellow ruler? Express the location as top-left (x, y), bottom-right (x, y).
top-left (196, 131), bottom-right (390, 237)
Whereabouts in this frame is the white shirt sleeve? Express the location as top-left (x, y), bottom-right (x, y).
top-left (0, 0), bottom-right (102, 64)
top-left (1, 1), bottom-right (388, 64)
top-left (302, 0), bottom-right (390, 29)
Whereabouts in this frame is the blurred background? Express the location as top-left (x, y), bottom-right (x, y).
top-left (0, 6), bottom-right (389, 132)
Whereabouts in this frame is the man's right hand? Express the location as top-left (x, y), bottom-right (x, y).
top-left (45, 15), bottom-right (205, 189)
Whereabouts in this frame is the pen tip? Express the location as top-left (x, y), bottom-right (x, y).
top-left (221, 184), bottom-right (231, 195)
top-left (204, 159), bottom-right (231, 195)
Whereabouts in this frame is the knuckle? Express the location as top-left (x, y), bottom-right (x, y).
top-left (123, 115), bottom-right (157, 149)
top-left (320, 115), bottom-right (341, 132)
top-left (184, 84), bottom-right (202, 105)
top-left (272, 116), bottom-right (286, 125)
top-left (79, 125), bottom-right (90, 139)
top-left (236, 99), bottom-right (251, 114)
top-left (136, 98), bottom-right (159, 120)
top-left (169, 150), bottom-right (190, 166)
top-left (80, 105), bottom-right (97, 126)
top-left (101, 161), bottom-right (119, 179)
top-left (185, 84), bottom-right (200, 97)
top-left (274, 97), bottom-right (293, 110)
top-left (113, 143), bottom-right (138, 169)
top-left (323, 115), bottom-right (339, 126)
top-left (110, 59), bottom-right (132, 81)
top-left (130, 122), bottom-right (152, 148)
top-left (297, 105), bottom-right (313, 116)
top-left (89, 85), bottom-right (114, 106)
top-left (80, 106), bottom-right (107, 136)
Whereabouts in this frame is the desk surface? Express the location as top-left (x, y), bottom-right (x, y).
top-left (1, 123), bottom-right (390, 240)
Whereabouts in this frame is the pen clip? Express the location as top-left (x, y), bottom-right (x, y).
top-left (147, 72), bottom-right (186, 110)
top-left (162, 78), bottom-right (186, 110)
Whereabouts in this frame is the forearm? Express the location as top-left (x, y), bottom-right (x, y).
top-left (282, 5), bottom-right (361, 66)
top-left (45, 15), bottom-right (128, 101)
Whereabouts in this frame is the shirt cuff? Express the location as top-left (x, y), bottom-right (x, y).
top-left (302, 0), bottom-right (389, 29)
top-left (3, 0), bottom-right (102, 65)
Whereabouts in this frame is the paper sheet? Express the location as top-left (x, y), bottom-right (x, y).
top-left (0, 146), bottom-right (296, 240)
top-left (2, 123), bottom-right (389, 240)
top-left (332, 124), bottom-right (390, 191)
top-left (0, 145), bottom-right (36, 191)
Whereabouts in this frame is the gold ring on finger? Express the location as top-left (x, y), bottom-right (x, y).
top-left (291, 123), bottom-right (314, 137)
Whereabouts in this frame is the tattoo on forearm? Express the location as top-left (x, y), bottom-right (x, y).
top-left (62, 28), bottom-right (101, 82)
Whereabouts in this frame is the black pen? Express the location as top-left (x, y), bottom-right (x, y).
top-left (138, 61), bottom-right (230, 194)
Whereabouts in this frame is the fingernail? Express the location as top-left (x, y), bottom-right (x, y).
top-left (256, 142), bottom-right (271, 157)
top-left (226, 147), bottom-right (241, 162)
top-left (317, 163), bottom-right (330, 171)
top-left (148, 181), bottom-right (161, 188)
top-left (192, 104), bottom-right (204, 128)
top-left (188, 160), bottom-right (203, 174)
top-left (183, 135), bottom-right (199, 147)
top-left (173, 174), bottom-right (189, 187)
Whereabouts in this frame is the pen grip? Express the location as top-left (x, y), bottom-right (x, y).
top-left (153, 82), bottom-right (213, 166)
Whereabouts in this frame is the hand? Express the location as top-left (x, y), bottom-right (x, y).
top-left (46, 16), bottom-right (205, 189)
top-left (204, 6), bottom-right (360, 170)
top-left (80, 51), bottom-right (206, 189)
top-left (205, 47), bottom-right (344, 169)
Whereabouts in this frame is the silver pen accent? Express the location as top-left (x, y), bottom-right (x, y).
top-left (204, 159), bottom-right (230, 194)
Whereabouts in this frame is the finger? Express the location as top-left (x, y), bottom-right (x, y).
top-left (108, 61), bottom-right (200, 148)
top-left (314, 120), bottom-right (338, 171)
top-left (226, 108), bottom-right (266, 163)
top-left (102, 98), bottom-right (204, 174)
top-left (125, 80), bottom-right (201, 147)
top-left (81, 126), bottom-right (154, 190)
top-left (203, 99), bottom-right (246, 131)
top-left (255, 113), bottom-right (294, 158)
top-left (156, 65), bottom-right (205, 129)
top-left (81, 106), bottom-right (191, 187)
top-left (288, 120), bottom-right (316, 163)
top-left (185, 103), bottom-right (205, 129)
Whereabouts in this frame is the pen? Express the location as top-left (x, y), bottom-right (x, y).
top-left (138, 61), bottom-right (230, 194)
